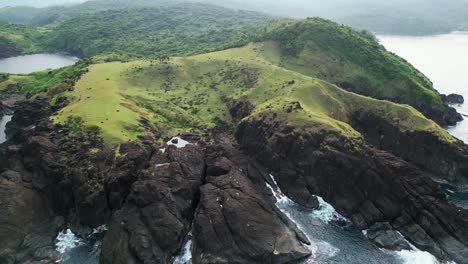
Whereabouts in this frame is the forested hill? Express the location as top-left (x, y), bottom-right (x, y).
top-left (44, 4), bottom-right (275, 58)
top-left (2, 0), bottom-right (468, 35)
top-left (0, 0), bottom-right (458, 125)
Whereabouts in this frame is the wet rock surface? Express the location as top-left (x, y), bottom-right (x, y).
top-left (236, 113), bottom-right (468, 263)
top-left (365, 222), bottom-right (411, 251)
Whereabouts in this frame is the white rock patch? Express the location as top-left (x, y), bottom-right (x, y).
top-left (167, 137), bottom-right (191, 148)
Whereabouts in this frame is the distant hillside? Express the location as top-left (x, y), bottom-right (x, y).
top-left (43, 4), bottom-right (275, 58)
top-left (2, 0), bottom-right (467, 35)
top-left (0, 21), bottom-right (42, 58)
top-left (0, 0), bottom-right (86, 8)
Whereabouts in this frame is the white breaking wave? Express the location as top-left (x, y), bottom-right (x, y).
top-left (173, 232), bottom-right (193, 264)
top-left (396, 249), bottom-right (439, 264)
top-left (167, 137), bottom-right (191, 148)
top-left (266, 175), bottom-right (339, 260)
top-left (393, 241), bottom-right (457, 264)
top-left (91, 225), bottom-right (108, 235)
top-left (312, 197), bottom-right (349, 224)
top-left (55, 229), bottom-right (83, 254)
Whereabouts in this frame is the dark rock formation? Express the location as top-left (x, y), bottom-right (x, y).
top-left (442, 93), bottom-right (464, 105)
top-left (226, 98), bottom-right (255, 122)
top-left (0, 170), bottom-right (63, 264)
top-left (236, 113), bottom-right (468, 263)
top-left (192, 145), bottom-right (310, 263)
top-left (0, 97), bottom-right (114, 262)
top-left (365, 222), bottom-right (411, 251)
top-left (0, 97), bottom-right (311, 263)
top-left (351, 109), bottom-right (468, 185)
top-left (101, 144), bottom-right (205, 264)
top-left (3, 94), bottom-right (468, 264)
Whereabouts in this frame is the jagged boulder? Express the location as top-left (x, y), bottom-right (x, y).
top-left (100, 144), bottom-right (205, 264)
top-left (192, 145), bottom-right (311, 264)
top-left (365, 222), bottom-right (411, 251)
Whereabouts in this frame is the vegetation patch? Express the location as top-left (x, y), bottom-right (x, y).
top-left (53, 43), bottom-right (454, 145)
top-left (258, 18), bottom-right (445, 113)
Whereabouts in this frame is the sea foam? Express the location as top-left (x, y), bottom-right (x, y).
top-left (55, 229), bottom-right (83, 254)
top-left (266, 175), bottom-right (339, 260)
top-left (173, 232), bottom-right (193, 264)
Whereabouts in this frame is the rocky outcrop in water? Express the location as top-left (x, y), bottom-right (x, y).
top-left (442, 93), bottom-right (465, 105)
top-left (236, 112), bottom-right (468, 263)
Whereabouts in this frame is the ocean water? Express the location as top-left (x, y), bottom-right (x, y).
top-left (379, 32), bottom-right (468, 209)
top-left (378, 32), bottom-right (468, 143)
top-left (0, 53), bottom-right (78, 74)
top-left (265, 175), bottom-right (441, 264)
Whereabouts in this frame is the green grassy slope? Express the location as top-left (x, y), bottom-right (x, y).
top-left (259, 18), bottom-right (445, 115)
top-left (51, 43), bottom-right (452, 145)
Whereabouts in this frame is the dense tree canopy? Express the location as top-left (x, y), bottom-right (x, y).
top-left (43, 4), bottom-right (275, 58)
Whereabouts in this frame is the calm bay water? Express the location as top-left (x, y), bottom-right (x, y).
top-left (379, 33), bottom-right (468, 209)
top-left (378, 32), bottom-right (468, 143)
top-left (0, 53), bottom-right (79, 74)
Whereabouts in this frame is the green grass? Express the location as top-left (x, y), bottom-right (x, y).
top-left (259, 18), bottom-right (445, 115)
top-left (52, 43), bottom-right (454, 145)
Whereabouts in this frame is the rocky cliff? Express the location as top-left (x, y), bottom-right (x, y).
top-left (1, 92), bottom-right (468, 263)
top-left (0, 97), bottom-right (311, 263)
top-left (236, 111), bottom-right (468, 263)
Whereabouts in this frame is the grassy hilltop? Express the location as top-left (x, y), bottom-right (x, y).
top-left (50, 43), bottom-right (451, 145)
top-left (0, 4), bottom-right (455, 146)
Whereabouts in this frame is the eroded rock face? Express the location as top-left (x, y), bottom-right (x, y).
top-left (351, 109), bottom-right (468, 185)
top-left (236, 113), bottom-right (468, 263)
top-left (0, 170), bottom-right (63, 263)
top-left (3, 96), bottom-right (468, 264)
top-left (192, 145), bottom-right (310, 264)
top-left (101, 143), bottom-right (311, 264)
top-left (101, 144), bottom-right (205, 264)
top-left (0, 97), bottom-right (114, 262)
